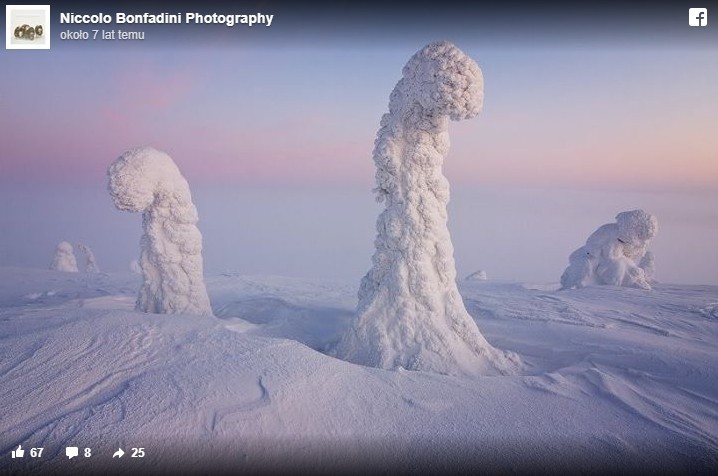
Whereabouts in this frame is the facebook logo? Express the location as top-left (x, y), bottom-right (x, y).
top-left (689, 8), bottom-right (708, 26)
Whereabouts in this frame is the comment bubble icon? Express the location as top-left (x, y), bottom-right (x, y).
top-left (65, 447), bottom-right (79, 459)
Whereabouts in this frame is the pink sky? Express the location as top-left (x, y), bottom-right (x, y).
top-left (1, 46), bottom-right (716, 191)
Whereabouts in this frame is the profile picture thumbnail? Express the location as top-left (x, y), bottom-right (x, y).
top-left (6, 5), bottom-right (51, 50)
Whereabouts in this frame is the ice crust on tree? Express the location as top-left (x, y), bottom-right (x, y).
top-left (77, 243), bottom-right (99, 273)
top-left (466, 270), bottom-right (488, 281)
top-left (49, 241), bottom-right (79, 272)
top-left (335, 41), bottom-right (521, 376)
top-left (108, 147), bottom-right (212, 316)
top-left (561, 209), bottom-right (658, 290)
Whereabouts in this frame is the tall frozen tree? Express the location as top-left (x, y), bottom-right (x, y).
top-left (77, 243), bottom-right (100, 273)
top-left (108, 147), bottom-right (212, 316)
top-left (335, 41), bottom-right (521, 376)
top-left (50, 241), bottom-right (79, 272)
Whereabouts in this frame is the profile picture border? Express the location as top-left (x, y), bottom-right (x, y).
top-left (6, 4), bottom-right (51, 50)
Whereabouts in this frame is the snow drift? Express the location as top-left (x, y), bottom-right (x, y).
top-left (561, 209), bottom-right (658, 290)
top-left (49, 241), bottom-right (78, 272)
top-left (108, 147), bottom-right (212, 316)
top-left (335, 41), bottom-right (520, 376)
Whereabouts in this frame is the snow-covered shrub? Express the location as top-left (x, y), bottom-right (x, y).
top-left (108, 147), bottom-right (212, 316)
top-left (335, 41), bottom-right (521, 376)
top-left (561, 209), bottom-right (658, 290)
top-left (77, 243), bottom-right (99, 273)
top-left (50, 241), bottom-right (79, 272)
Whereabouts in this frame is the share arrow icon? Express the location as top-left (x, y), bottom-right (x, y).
top-left (112, 448), bottom-right (125, 458)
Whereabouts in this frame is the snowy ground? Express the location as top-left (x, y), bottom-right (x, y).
top-left (1, 266), bottom-right (717, 474)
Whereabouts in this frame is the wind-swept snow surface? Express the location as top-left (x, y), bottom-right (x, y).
top-left (76, 243), bottom-right (99, 273)
top-left (561, 209), bottom-right (658, 290)
top-left (0, 268), bottom-right (716, 474)
top-left (108, 147), bottom-right (212, 316)
top-left (335, 42), bottom-right (520, 376)
top-left (49, 241), bottom-right (78, 273)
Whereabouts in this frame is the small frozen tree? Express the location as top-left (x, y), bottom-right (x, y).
top-left (561, 209), bottom-right (658, 290)
top-left (108, 147), bottom-right (212, 316)
top-left (50, 241), bottom-right (79, 272)
top-left (335, 41), bottom-right (521, 376)
top-left (129, 259), bottom-right (142, 275)
top-left (466, 270), bottom-right (488, 281)
top-left (77, 243), bottom-right (100, 273)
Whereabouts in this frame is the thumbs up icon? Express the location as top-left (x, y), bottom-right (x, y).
top-left (11, 445), bottom-right (25, 458)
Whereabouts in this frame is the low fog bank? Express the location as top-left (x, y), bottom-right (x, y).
top-left (0, 184), bottom-right (715, 285)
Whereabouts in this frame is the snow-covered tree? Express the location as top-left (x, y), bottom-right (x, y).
top-left (335, 41), bottom-right (521, 376)
top-left (560, 209), bottom-right (658, 290)
top-left (76, 243), bottom-right (99, 273)
top-left (466, 270), bottom-right (488, 281)
top-left (639, 251), bottom-right (657, 284)
top-left (50, 241), bottom-right (79, 272)
top-left (129, 259), bottom-right (142, 275)
top-left (108, 147), bottom-right (212, 316)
